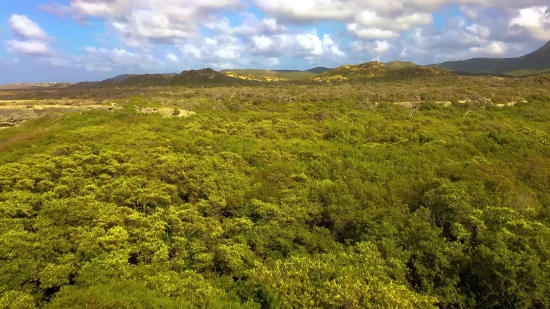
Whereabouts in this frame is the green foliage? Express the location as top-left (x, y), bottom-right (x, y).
top-left (0, 89), bottom-right (549, 308)
top-left (250, 242), bottom-right (437, 308)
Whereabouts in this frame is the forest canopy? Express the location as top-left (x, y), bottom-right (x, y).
top-left (1, 89), bottom-right (550, 308)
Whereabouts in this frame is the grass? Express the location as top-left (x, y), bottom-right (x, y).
top-left (504, 68), bottom-right (550, 77)
top-left (221, 69), bottom-right (316, 81)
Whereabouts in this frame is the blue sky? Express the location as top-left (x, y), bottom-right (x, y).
top-left (1, 0), bottom-right (549, 83)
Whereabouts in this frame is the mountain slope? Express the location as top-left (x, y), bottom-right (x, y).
top-left (383, 61), bottom-right (418, 69)
top-left (71, 69), bottom-right (246, 88)
top-left (222, 67), bottom-right (331, 81)
top-left (221, 69), bottom-right (315, 81)
top-left (170, 68), bottom-right (243, 85)
top-left (102, 74), bottom-right (135, 82)
top-left (431, 41), bottom-right (550, 75)
top-left (305, 67), bottom-right (332, 74)
top-left (312, 61), bottom-right (447, 81)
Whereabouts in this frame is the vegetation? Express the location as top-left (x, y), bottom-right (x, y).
top-left (383, 61), bottom-right (418, 69)
top-left (1, 72), bottom-right (550, 309)
top-left (221, 70), bottom-right (316, 81)
top-left (312, 62), bottom-right (449, 82)
top-left (0, 83), bottom-right (72, 90)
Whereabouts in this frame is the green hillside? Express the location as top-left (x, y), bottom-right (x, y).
top-left (71, 69), bottom-right (247, 88)
top-left (383, 61), bottom-right (418, 69)
top-left (503, 67), bottom-right (550, 77)
top-left (313, 61), bottom-right (448, 82)
top-left (304, 67), bottom-right (332, 74)
top-left (221, 69), bottom-right (315, 81)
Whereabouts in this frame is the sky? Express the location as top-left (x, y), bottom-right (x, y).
top-left (0, 0), bottom-right (549, 83)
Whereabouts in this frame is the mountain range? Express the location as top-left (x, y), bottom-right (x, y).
top-left (93, 41), bottom-right (548, 86)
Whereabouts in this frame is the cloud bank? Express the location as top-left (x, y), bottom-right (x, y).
top-left (1, 0), bottom-right (550, 82)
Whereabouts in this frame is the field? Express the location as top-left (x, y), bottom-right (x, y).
top-left (1, 74), bottom-right (550, 308)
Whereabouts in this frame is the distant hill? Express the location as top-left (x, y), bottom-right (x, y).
top-left (305, 67), bottom-right (332, 74)
top-left (71, 68), bottom-right (247, 88)
top-left (312, 61), bottom-right (447, 82)
top-left (0, 82), bottom-right (72, 90)
top-left (271, 67), bottom-right (332, 74)
top-left (170, 68), bottom-right (242, 85)
top-left (430, 41), bottom-right (550, 76)
top-left (102, 74), bottom-right (135, 83)
top-left (272, 70), bottom-right (300, 73)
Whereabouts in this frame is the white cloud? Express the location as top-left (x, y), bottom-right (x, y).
top-left (347, 24), bottom-right (399, 39)
top-left (41, 0), bottom-right (243, 46)
top-left (261, 57), bottom-right (280, 66)
top-left (8, 14), bottom-right (48, 39)
top-left (166, 53), bottom-right (179, 63)
top-left (467, 23), bottom-right (491, 39)
top-left (204, 13), bottom-right (287, 36)
top-left (470, 41), bottom-right (507, 55)
top-left (321, 34), bottom-right (346, 57)
top-left (4, 15), bottom-right (52, 58)
top-left (250, 30), bottom-right (346, 62)
top-left (395, 13), bottom-right (433, 29)
top-left (5, 40), bottom-right (51, 56)
top-left (295, 32), bottom-right (324, 56)
top-left (252, 0), bottom-right (355, 22)
top-left (251, 35), bottom-right (274, 52)
top-left (180, 35), bottom-right (249, 69)
top-left (346, 9), bottom-right (432, 39)
top-left (509, 6), bottom-right (550, 41)
top-left (374, 40), bottom-right (390, 53)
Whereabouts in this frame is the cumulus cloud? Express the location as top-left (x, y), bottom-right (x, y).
top-left (180, 35), bottom-right (248, 69)
top-left (4, 15), bottom-right (52, 57)
top-left (509, 6), bottom-right (550, 41)
top-left (5, 40), bottom-right (51, 56)
top-left (166, 53), bottom-right (179, 63)
top-left (347, 24), bottom-right (399, 39)
top-left (249, 30), bottom-right (345, 61)
top-left (204, 13), bottom-right (287, 36)
top-left (252, 0), bottom-right (355, 22)
top-left (374, 40), bottom-right (390, 53)
top-left (8, 14), bottom-right (49, 39)
top-left (40, 0), bottom-right (242, 46)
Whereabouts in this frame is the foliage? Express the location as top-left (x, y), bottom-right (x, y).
top-left (0, 85), bottom-right (549, 308)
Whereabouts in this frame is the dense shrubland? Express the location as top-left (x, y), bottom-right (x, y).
top-left (1, 91), bottom-right (550, 308)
